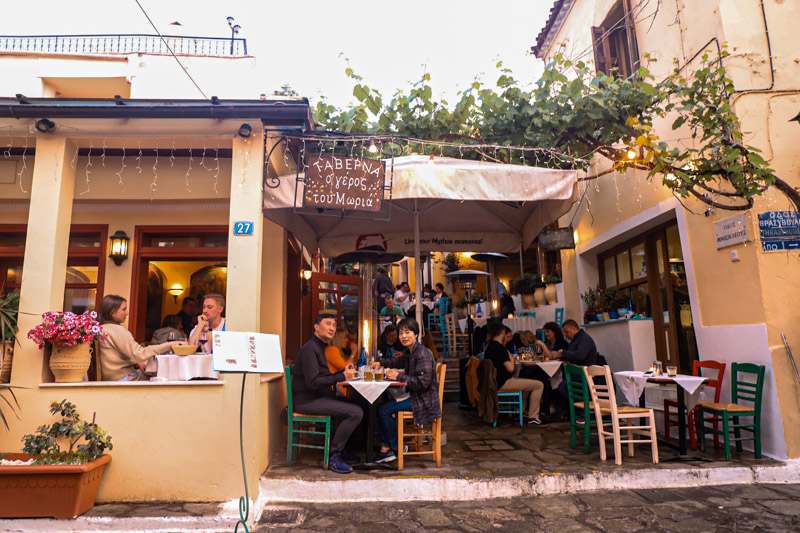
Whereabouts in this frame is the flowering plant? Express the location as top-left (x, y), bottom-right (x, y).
top-left (27, 311), bottom-right (106, 350)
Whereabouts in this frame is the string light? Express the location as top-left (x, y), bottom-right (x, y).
top-left (71, 139), bottom-right (78, 168)
top-left (199, 139), bottom-right (207, 169)
top-left (4, 136), bottom-right (11, 158)
top-left (17, 137), bottom-right (28, 194)
top-left (80, 138), bottom-right (93, 195)
top-left (116, 137), bottom-right (127, 191)
top-left (213, 138), bottom-right (220, 195)
top-left (185, 140), bottom-right (193, 192)
top-left (136, 138), bottom-right (143, 174)
top-left (150, 137), bottom-right (159, 192)
top-left (101, 137), bottom-right (107, 167)
top-left (627, 149), bottom-right (637, 160)
top-left (368, 140), bottom-right (378, 154)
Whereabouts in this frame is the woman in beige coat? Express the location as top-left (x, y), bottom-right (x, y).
top-left (98, 295), bottom-right (185, 381)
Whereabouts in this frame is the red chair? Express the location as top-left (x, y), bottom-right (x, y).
top-left (663, 360), bottom-right (726, 450)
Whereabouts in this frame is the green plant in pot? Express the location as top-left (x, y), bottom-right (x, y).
top-left (0, 291), bottom-right (19, 384)
top-left (0, 399), bottom-right (113, 519)
top-left (581, 287), bottom-right (600, 322)
top-left (510, 273), bottom-right (541, 309)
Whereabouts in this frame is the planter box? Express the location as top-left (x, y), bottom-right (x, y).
top-left (0, 453), bottom-right (111, 518)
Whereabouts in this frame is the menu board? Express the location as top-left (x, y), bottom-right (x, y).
top-left (211, 331), bottom-right (283, 373)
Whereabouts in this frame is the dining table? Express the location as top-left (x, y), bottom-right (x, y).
top-left (613, 371), bottom-right (708, 460)
top-left (340, 379), bottom-right (405, 466)
top-left (516, 359), bottom-right (563, 416)
top-left (145, 353), bottom-right (220, 381)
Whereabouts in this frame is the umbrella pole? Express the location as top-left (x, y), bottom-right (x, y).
top-left (414, 202), bottom-right (423, 333)
top-left (519, 243), bottom-right (524, 277)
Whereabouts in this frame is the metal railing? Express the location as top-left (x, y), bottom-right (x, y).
top-left (0, 34), bottom-right (248, 57)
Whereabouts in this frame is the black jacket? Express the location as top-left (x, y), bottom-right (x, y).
top-left (292, 335), bottom-right (344, 404)
top-left (379, 343), bottom-right (441, 426)
top-left (561, 329), bottom-right (599, 366)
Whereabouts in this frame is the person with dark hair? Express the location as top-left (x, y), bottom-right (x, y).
top-left (484, 322), bottom-right (544, 425)
top-left (176, 297), bottom-right (197, 337)
top-left (291, 313), bottom-right (363, 474)
top-left (151, 314), bottom-right (186, 344)
top-left (378, 324), bottom-right (404, 357)
top-left (433, 282), bottom-right (447, 303)
top-left (98, 295), bottom-right (185, 381)
top-left (374, 267), bottom-right (394, 308)
top-left (188, 293), bottom-right (226, 354)
top-left (380, 296), bottom-right (406, 320)
top-left (373, 318), bottom-right (441, 463)
top-left (535, 322), bottom-right (569, 356)
top-left (499, 292), bottom-right (515, 318)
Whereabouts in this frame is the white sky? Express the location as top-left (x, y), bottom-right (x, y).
top-left (0, 0), bottom-right (554, 109)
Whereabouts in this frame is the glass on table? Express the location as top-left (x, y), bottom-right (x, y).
top-left (654, 361), bottom-right (664, 375)
top-left (374, 368), bottom-right (385, 382)
top-left (666, 365), bottom-right (678, 377)
top-left (365, 368), bottom-right (374, 381)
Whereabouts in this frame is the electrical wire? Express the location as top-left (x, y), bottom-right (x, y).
top-left (133, 0), bottom-right (208, 99)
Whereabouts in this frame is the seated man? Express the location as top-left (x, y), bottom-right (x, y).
top-left (292, 313), bottom-right (363, 474)
top-left (378, 324), bottom-right (405, 357)
top-left (188, 293), bottom-right (226, 354)
top-left (552, 319), bottom-right (599, 416)
top-left (379, 296), bottom-right (406, 320)
top-left (484, 322), bottom-right (545, 425)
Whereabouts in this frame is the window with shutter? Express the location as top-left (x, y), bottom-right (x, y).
top-left (591, 1), bottom-right (639, 78)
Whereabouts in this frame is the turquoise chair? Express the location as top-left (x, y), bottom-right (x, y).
top-left (517, 311), bottom-right (536, 318)
top-left (555, 307), bottom-right (565, 326)
top-left (427, 296), bottom-right (451, 331)
top-left (698, 362), bottom-right (765, 461)
top-left (494, 390), bottom-right (523, 427)
top-left (436, 297), bottom-right (452, 353)
top-left (285, 367), bottom-right (332, 468)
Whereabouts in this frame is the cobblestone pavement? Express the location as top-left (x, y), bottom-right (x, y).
top-left (254, 483), bottom-right (800, 532)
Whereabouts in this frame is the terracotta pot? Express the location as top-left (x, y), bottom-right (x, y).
top-left (534, 287), bottom-right (547, 307)
top-left (544, 283), bottom-right (558, 305)
top-left (521, 293), bottom-right (537, 309)
top-left (0, 453), bottom-right (111, 518)
top-left (0, 340), bottom-right (12, 383)
top-left (49, 342), bottom-right (91, 383)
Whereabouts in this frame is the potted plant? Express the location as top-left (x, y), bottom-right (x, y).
top-left (27, 311), bottom-right (106, 383)
top-left (581, 287), bottom-right (600, 323)
top-left (544, 276), bottom-right (561, 305)
top-left (510, 273), bottom-right (540, 309)
top-left (0, 400), bottom-right (113, 518)
top-left (532, 276), bottom-right (548, 307)
top-left (0, 291), bottom-right (19, 383)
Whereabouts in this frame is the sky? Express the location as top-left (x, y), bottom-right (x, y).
top-left (0, 0), bottom-right (554, 109)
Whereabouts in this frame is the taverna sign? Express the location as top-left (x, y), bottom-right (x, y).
top-left (303, 154), bottom-right (385, 213)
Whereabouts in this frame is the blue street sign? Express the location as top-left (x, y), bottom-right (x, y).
top-left (232, 221), bottom-right (254, 235)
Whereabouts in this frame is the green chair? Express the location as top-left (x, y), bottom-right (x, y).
top-left (285, 366), bottom-right (332, 468)
top-left (564, 363), bottom-right (603, 453)
top-left (697, 362), bottom-right (765, 461)
top-left (494, 390), bottom-right (523, 427)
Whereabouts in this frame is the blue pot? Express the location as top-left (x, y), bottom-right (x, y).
top-left (608, 311), bottom-right (619, 319)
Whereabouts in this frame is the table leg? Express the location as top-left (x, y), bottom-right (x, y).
top-left (677, 385), bottom-right (688, 456)
top-left (365, 401), bottom-right (376, 464)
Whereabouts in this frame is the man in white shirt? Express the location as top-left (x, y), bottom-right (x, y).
top-left (189, 293), bottom-right (226, 354)
top-left (394, 282), bottom-right (412, 313)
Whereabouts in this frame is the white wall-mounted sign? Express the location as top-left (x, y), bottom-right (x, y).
top-left (212, 331), bottom-right (283, 373)
top-left (714, 213), bottom-right (751, 249)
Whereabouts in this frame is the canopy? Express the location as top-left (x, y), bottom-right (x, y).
top-left (263, 155), bottom-right (577, 257)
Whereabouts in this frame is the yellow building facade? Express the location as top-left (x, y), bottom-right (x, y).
top-left (534, 0), bottom-right (800, 459)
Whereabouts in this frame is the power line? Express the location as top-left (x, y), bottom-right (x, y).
top-left (133, 0), bottom-right (208, 99)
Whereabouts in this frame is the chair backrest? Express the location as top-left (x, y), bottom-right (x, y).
top-left (445, 314), bottom-right (456, 353)
top-left (731, 362), bottom-right (766, 415)
top-left (88, 338), bottom-right (102, 381)
top-left (284, 366), bottom-right (294, 415)
top-left (435, 363), bottom-right (447, 410)
top-left (584, 365), bottom-right (617, 417)
top-left (440, 297), bottom-right (451, 314)
top-left (555, 307), bottom-right (565, 326)
top-left (517, 311), bottom-right (535, 317)
top-left (564, 363), bottom-right (590, 406)
top-left (694, 360), bottom-right (726, 402)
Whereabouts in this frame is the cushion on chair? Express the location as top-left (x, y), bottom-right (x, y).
top-left (698, 401), bottom-right (755, 413)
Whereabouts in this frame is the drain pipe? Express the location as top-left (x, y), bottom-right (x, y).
top-left (781, 333), bottom-right (800, 386)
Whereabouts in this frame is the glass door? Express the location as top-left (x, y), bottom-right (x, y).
top-left (310, 272), bottom-right (360, 331)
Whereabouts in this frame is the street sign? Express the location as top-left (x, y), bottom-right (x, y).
top-left (713, 213), bottom-right (750, 249)
top-left (232, 221), bottom-right (254, 235)
top-left (758, 211), bottom-right (800, 251)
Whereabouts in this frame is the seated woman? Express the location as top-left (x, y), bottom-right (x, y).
top-left (485, 322), bottom-right (544, 425)
top-left (98, 295), bottom-right (185, 381)
top-left (373, 318), bottom-right (441, 463)
top-left (325, 329), bottom-right (353, 374)
top-left (433, 282), bottom-right (447, 303)
top-left (150, 314), bottom-right (186, 344)
top-left (535, 321), bottom-right (569, 356)
top-left (378, 325), bottom-right (405, 357)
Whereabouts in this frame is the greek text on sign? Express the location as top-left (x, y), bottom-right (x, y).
top-left (758, 211), bottom-right (800, 251)
top-left (211, 331), bottom-right (283, 373)
top-left (303, 154), bottom-right (385, 213)
top-left (713, 213), bottom-right (751, 249)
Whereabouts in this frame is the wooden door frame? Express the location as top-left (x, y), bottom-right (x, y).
top-left (309, 272), bottom-right (360, 330)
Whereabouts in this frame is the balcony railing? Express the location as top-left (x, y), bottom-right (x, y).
top-left (0, 34), bottom-right (248, 57)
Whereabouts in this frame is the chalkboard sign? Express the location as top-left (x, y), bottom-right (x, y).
top-left (539, 226), bottom-right (575, 251)
top-left (303, 154), bottom-right (385, 213)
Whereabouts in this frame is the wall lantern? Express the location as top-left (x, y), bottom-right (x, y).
top-left (237, 123), bottom-right (252, 138)
top-left (167, 285), bottom-right (184, 303)
top-left (108, 230), bottom-right (130, 266)
top-left (301, 267), bottom-right (312, 296)
top-left (35, 118), bottom-right (56, 133)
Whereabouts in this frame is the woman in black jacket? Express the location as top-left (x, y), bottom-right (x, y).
top-left (373, 317), bottom-right (441, 463)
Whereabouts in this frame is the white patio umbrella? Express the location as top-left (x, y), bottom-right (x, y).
top-left (263, 155), bottom-right (577, 328)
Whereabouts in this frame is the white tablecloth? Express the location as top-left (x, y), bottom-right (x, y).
top-left (457, 316), bottom-right (539, 334)
top-left (344, 380), bottom-right (401, 404)
top-left (517, 360), bottom-right (563, 387)
top-left (614, 371), bottom-right (706, 409)
top-left (153, 354), bottom-right (220, 381)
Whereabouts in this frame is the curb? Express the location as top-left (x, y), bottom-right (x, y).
top-left (258, 459), bottom-right (800, 503)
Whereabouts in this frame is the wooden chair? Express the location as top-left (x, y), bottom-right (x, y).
top-left (698, 362), bottom-right (765, 461)
top-left (285, 366), bottom-right (332, 468)
top-left (554, 307), bottom-right (565, 326)
top-left (584, 365), bottom-right (659, 465)
top-left (564, 363), bottom-right (605, 453)
top-left (397, 363), bottom-right (446, 471)
top-left (87, 339), bottom-right (102, 381)
top-left (663, 360), bottom-right (726, 450)
top-left (444, 313), bottom-right (456, 356)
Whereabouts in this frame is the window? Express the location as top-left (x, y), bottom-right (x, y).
top-left (592, 0), bottom-right (639, 78)
top-left (0, 225), bottom-right (107, 312)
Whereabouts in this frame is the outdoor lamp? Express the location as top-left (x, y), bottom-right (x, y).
top-left (167, 285), bottom-right (184, 303)
top-left (237, 123), bottom-right (252, 138)
top-left (301, 267), bottom-right (312, 296)
top-left (108, 230), bottom-right (130, 266)
top-left (35, 118), bottom-right (55, 133)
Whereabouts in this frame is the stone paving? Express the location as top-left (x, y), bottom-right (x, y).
top-left (253, 483), bottom-right (800, 532)
top-left (266, 401), bottom-right (777, 481)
